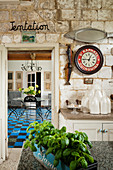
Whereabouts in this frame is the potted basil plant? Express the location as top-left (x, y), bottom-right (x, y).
top-left (24, 120), bottom-right (97, 170)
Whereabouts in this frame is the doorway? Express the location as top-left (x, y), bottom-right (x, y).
top-left (0, 43), bottom-right (59, 161)
top-left (8, 51), bottom-right (52, 148)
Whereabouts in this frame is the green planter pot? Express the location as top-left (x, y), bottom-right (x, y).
top-left (33, 144), bottom-right (97, 170)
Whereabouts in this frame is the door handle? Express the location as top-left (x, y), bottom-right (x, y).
top-left (98, 129), bottom-right (103, 132)
top-left (103, 129), bottom-right (108, 133)
top-left (98, 129), bottom-right (108, 133)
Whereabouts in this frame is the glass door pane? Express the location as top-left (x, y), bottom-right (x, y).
top-left (27, 72), bottom-right (36, 89)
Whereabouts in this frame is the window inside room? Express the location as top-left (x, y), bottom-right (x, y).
top-left (27, 72), bottom-right (36, 88)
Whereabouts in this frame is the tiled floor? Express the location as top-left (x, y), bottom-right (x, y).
top-left (8, 108), bottom-right (51, 148)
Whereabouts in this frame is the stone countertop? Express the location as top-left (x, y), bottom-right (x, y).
top-left (60, 108), bottom-right (113, 120)
top-left (17, 142), bottom-right (113, 170)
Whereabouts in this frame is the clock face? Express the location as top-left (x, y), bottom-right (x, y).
top-left (74, 45), bottom-right (104, 74)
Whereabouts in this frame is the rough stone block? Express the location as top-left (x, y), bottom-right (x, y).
top-left (88, 0), bottom-right (101, 9)
top-left (37, 0), bottom-right (55, 9)
top-left (0, 22), bottom-right (10, 32)
top-left (2, 35), bottom-right (13, 44)
top-left (74, 44), bottom-right (100, 50)
top-left (0, 11), bottom-right (9, 21)
top-left (0, 4), bottom-right (18, 10)
top-left (0, 35), bottom-right (2, 43)
top-left (98, 67), bottom-right (112, 78)
top-left (38, 10), bottom-right (57, 20)
top-left (57, 0), bottom-right (74, 9)
top-left (82, 10), bottom-right (97, 20)
top-left (60, 79), bottom-right (74, 90)
top-left (75, 0), bottom-right (87, 9)
top-left (60, 66), bottom-right (65, 79)
top-left (59, 34), bottom-right (74, 44)
top-left (106, 55), bottom-right (113, 66)
top-left (55, 21), bottom-right (69, 33)
top-left (46, 34), bottom-right (60, 42)
top-left (71, 21), bottom-right (91, 30)
top-left (102, 79), bottom-right (112, 90)
top-left (60, 54), bottom-right (68, 66)
top-left (73, 44), bottom-right (86, 52)
top-left (72, 67), bottom-right (83, 78)
top-left (36, 33), bottom-right (45, 43)
top-left (74, 79), bottom-right (87, 89)
top-left (61, 10), bottom-right (81, 20)
top-left (98, 10), bottom-right (113, 20)
top-left (93, 79), bottom-right (102, 87)
top-left (91, 21), bottom-right (105, 31)
top-left (108, 38), bottom-right (113, 43)
top-left (28, 11), bottom-right (42, 21)
top-left (97, 38), bottom-right (108, 44)
top-left (100, 45), bottom-right (113, 55)
top-left (102, 0), bottom-right (113, 9)
top-left (85, 80), bottom-right (102, 91)
top-left (110, 85), bottom-right (113, 94)
top-left (83, 72), bottom-right (98, 78)
top-left (19, 3), bottom-right (34, 12)
top-left (105, 21), bottom-right (113, 32)
top-left (11, 11), bottom-right (27, 21)
top-left (60, 48), bottom-right (67, 55)
top-left (46, 21), bottom-right (55, 32)
top-left (13, 34), bottom-right (21, 43)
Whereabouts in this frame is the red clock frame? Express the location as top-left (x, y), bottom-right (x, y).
top-left (74, 45), bottom-right (104, 74)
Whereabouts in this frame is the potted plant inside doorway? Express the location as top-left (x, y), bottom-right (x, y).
top-left (19, 85), bottom-right (41, 96)
top-left (24, 120), bottom-right (97, 170)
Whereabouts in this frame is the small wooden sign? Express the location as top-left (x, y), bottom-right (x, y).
top-left (84, 78), bottom-right (93, 84)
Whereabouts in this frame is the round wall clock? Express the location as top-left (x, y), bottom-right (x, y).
top-left (74, 45), bottom-right (104, 74)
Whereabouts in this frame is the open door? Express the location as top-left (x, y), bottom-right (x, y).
top-left (0, 45), bottom-right (8, 163)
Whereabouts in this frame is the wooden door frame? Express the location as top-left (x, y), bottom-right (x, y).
top-left (5, 43), bottom-right (59, 128)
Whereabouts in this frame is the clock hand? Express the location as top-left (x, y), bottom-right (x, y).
top-left (88, 55), bottom-right (92, 61)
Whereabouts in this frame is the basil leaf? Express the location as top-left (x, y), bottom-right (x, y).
top-left (79, 134), bottom-right (84, 142)
top-left (29, 145), bottom-right (37, 152)
top-left (53, 159), bottom-right (59, 167)
top-left (70, 160), bottom-right (77, 170)
top-left (60, 126), bottom-right (66, 133)
top-left (61, 137), bottom-right (69, 149)
top-left (46, 147), bottom-right (53, 155)
top-left (55, 149), bottom-right (62, 160)
top-left (83, 153), bottom-right (94, 163)
top-left (63, 148), bottom-right (72, 157)
top-left (87, 141), bottom-right (92, 148)
top-left (71, 151), bottom-right (80, 157)
top-left (80, 144), bottom-right (86, 152)
top-left (24, 139), bottom-right (30, 149)
top-left (80, 157), bottom-right (88, 168)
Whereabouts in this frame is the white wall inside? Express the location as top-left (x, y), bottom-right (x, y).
top-left (8, 60), bottom-right (52, 104)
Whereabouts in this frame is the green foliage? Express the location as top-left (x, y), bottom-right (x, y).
top-left (24, 120), bottom-right (94, 169)
top-left (53, 159), bottom-right (59, 167)
top-left (55, 149), bottom-right (62, 160)
top-left (70, 160), bottom-right (77, 170)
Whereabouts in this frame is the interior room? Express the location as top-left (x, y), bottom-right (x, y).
top-left (8, 51), bottom-right (52, 148)
top-left (0, 0), bottom-right (113, 169)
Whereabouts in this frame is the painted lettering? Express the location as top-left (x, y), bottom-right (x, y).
top-left (10, 21), bottom-right (49, 32)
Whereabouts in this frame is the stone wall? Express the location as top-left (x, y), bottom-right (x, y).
top-left (0, 0), bottom-right (113, 108)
